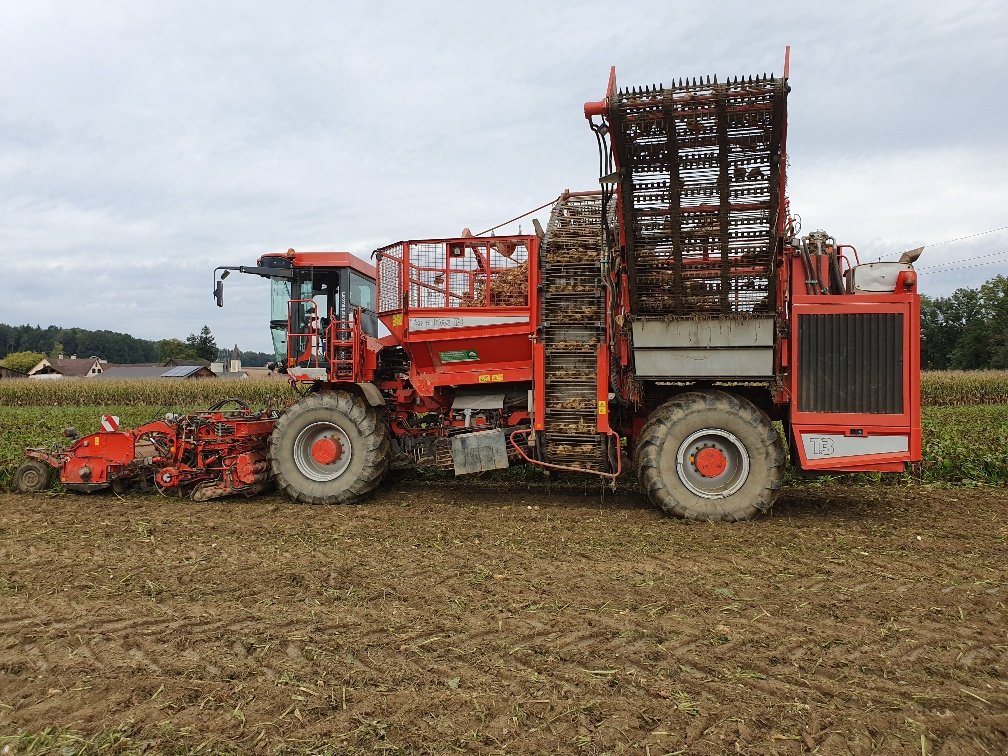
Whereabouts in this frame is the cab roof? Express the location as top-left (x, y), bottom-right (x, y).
top-left (258, 251), bottom-right (376, 279)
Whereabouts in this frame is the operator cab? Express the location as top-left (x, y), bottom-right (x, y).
top-left (214, 250), bottom-right (378, 372)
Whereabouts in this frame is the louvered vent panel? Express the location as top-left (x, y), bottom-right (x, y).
top-left (797, 313), bottom-right (903, 414)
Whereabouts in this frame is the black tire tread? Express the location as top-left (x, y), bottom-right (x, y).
top-left (13, 460), bottom-right (51, 494)
top-left (634, 390), bottom-right (784, 521)
top-left (269, 391), bottom-right (389, 505)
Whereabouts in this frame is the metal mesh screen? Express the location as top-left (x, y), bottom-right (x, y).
top-left (610, 75), bottom-right (786, 317)
top-left (376, 243), bottom-right (404, 313)
top-left (409, 239), bottom-right (529, 309)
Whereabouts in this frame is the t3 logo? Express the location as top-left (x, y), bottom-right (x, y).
top-left (809, 437), bottom-right (835, 457)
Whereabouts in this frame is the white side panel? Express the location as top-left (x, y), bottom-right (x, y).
top-left (632, 317), bottom-right (775, 348)
top-left (633, 348), bottom-right (774, 378)
top-left (288, 367), bottom-right (328, 381)
top-left (451, 392), bottom-right (505, 410)
top-left (848, 263), bottom-right (913, 293)
top-left (801, 433), bottom-right (909, 460)
top-left (410, 315), bottom-right (528, 331)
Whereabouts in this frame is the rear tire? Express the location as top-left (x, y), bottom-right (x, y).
top-left (269, 391), bottom-right (390, 505)
top-left (14, 461), bottom-right (50, 493)
top-left (635, 390), bottom-right (784, 521)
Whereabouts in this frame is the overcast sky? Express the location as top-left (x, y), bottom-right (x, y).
top-left (2, 1), bottom-right (1006, 353)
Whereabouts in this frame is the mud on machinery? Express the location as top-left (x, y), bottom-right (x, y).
top-left (17, 52), bottom-right (923, 520)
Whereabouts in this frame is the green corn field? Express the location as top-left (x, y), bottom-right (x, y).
top-left (919, 370), bottom-right (1008, 406)
top-left (0, 377), bottom-right (297, 408)
top-left (1, 371), bottom-right (1006, 488)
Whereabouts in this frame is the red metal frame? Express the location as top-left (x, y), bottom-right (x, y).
top-left (25, 407), bottom-right (276, 496)
top-left (375, 234), bottom-right (539, 395)
top-left (787, 289), bottom-right (922, 471)
top-left (326, 313), bottom-right (363, 382)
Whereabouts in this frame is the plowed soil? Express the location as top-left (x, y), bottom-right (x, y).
top-left (0, 482), bottom-right (1006, 754)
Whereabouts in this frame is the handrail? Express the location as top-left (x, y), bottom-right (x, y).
top-left (325, 306), bottom-right (362, 382)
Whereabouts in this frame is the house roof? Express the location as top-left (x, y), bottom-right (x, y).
top-left (30, 357), bottom-right (100, 377)
top-left (102, 362), bottom-right (159, 370)
top-left (93, 364), bottom-right (216, 379)
top-left (93, 365), bottom-right (171, 380)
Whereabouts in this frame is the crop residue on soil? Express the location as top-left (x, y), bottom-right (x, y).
top-left (0, 484), bottom-right (1005, 753)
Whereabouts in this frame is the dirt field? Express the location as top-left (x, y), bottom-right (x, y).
top-left (0, 481), bottom-right (1005, 754)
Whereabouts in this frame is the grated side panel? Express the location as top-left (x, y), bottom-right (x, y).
top-left (539, 193), bottom-right (610, 472)
top-left (610, 75), bottom-right (786, 318)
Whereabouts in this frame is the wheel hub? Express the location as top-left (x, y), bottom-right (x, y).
top-left (293, 422), bottom-right (353, 482)
top-left (22, 469), bottom-right (40, 487)
top-left (310, 436), bottom-right (344, 465)
top-left (676, 429), bottom-right (751, 499)
top-left (693, 447), bottom-right (728, 478)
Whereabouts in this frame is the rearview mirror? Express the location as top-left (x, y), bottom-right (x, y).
top-left (214, 279), bottom-right (224, 307)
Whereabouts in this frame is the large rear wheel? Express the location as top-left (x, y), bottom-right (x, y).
top-left (270, 391), bottom-right (390, 504)
top-left (635, 390), bottom-right (784, 521)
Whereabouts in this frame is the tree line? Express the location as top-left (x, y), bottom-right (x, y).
top-left (921, 274), bottom-right (1008, 370)
top-left (0, 323), bottom-right (273, 373)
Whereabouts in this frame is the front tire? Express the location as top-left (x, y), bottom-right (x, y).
top-left (14, 461), bottom-right (51, 493)
top-left (635, 390), bottom-right (784, 521)
top-left (269, 391), bottom-right (390, 505)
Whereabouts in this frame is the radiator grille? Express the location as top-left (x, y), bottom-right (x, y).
top-left (797, 313), bottom-right (904, 414)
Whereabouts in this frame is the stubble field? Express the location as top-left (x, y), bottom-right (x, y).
top-left (0, 482), bottom-right (1006, 754)
top-left (1, 372), bottom-right (1007, 752)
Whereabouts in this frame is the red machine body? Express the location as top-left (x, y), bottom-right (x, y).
top-left (22, 402), bottom-right (277, 499)
top-left (205, 50), bottom-right (921, 519)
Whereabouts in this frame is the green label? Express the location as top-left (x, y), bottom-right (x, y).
top-left (439, 350), bottom-right (479, 363)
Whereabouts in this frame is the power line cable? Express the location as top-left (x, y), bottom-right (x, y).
top-left (475, 197), bottom-right (559, 237)
top-left (917, 248), bottom-right (1008, 271)
top-left (918, 256), bottom-right (1008, 274)
top-left (920, 225), bottom-right (1008, 248)
top-left (881, 224), bottom-right (1008, 262)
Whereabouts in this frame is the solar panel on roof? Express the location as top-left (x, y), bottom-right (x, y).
top-left (161, 365), bottom-right (202, 378)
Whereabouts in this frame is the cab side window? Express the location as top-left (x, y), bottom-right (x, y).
top-left (349, 272), bottom-right (375, 312)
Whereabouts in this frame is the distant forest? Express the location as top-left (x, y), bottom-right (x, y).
top-left (0, 323), bottom-right (274, 367)
top-left (921, 274), bottom-right (1008, 370)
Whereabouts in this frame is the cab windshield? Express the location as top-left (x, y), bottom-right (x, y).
top-left (270, 274), bottom-right (314, 363)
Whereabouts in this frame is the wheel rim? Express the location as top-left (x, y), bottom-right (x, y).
top-left (676, 428), bottom-right (750, 499)
top-left (20, 466), bottom-right (42, 490)
top-left (293, 421), bottom-right (352, 482)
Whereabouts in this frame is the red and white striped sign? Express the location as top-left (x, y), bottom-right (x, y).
top-left (100, 415), bottom-right (121, 432)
